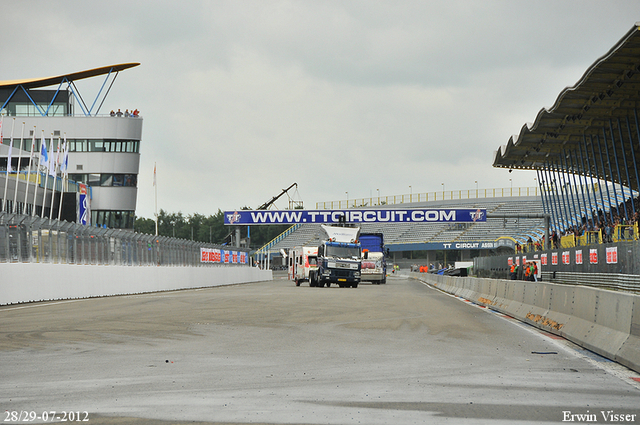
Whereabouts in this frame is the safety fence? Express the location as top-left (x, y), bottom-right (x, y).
top-left (474, 239), bottom-right (640, 293)
top-left (316, 186), bottom-right (539, 209)
top-left (0, 212), bottom-right (250, 267)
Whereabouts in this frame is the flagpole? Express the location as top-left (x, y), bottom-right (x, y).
top-left (41, 134), bottom-right (53, 218)
top-left (12, 122), bottom-right (25, 214)
top-left (154, 162), bottom-right (158, 236)
top-left (48, 137), bottom-right (60, 223)
top-left (2, 118), bottom-right (15, 213)
top-left (57, 134), bottom-right (67, 221)
top-left (24, 127), bottom-right (36, 215)
top-left (0, 114), bottom-right (4, 212)
top-left (33, 131), bottom-right (45, 216)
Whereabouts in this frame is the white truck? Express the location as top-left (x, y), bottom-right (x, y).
top-left (360, 233), bottom-right (387, 284)
top-left (361, 250), bottom-right (386, 284)
top-left (288, 246), bottom-right (318, 286)
top-left (309, 224), bottom-right (362, 288)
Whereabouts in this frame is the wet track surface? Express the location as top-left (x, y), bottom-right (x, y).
top-left (1, 274), bottom-right (639, 424)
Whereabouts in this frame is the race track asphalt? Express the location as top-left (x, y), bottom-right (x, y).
top-left (1, 273), bottom-right (639, 424)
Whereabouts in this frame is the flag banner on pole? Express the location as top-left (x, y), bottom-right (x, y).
top-left (6, 135), bottom-right (12, 174)
top-left (224, 208), bottom-right (487, 225)
top-left (48, 137), bottom-right (56, 177)
top-left (39, 133), bottom-right (48, 168)
top-left (78, 184), bottom-right (89, 225)
top-left (60, 135), bottom-right (68, 177)
top-left (54, 141), bottom-right (61, 175)
top-left (24, 127), bottom-right (36, 211)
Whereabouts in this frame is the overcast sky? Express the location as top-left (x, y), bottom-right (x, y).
top-left (3, 1), bottom-right (640, 218)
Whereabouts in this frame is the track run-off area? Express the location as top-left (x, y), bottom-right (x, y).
top-left (1, 273), bottom-right (639, 425)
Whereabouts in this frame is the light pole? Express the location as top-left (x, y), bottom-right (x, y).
top-left (377, 188), bottom-right (380, 205)
top-left (475, 180), bottom-right (478, 198)
top-left (509, 178), bottom-right (513, 196)
top-left (345, 192), bottom-right (348, 209)
top-left (409, 185), bottom-right (412, 202)
top-left (441, 183), bottom-right (445, 200)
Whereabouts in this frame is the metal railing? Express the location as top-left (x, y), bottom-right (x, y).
top-left (316, 186), bottom-right (540, 209)
top-left (255, 223), bottom-right (300, 257)
top-left (0, 212), bottom-right (249, 266)
top-left (557, 224), bottom-right (638, 249)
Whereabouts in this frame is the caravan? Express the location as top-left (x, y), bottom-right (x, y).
top-left (288, 246), bottom-right (318, 286)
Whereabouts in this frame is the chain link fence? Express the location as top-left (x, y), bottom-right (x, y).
top-left (0, 212), bottom-right (250, 267)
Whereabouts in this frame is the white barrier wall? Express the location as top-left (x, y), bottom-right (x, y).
top-left (412, 272), bottom-right (640, 374)
top-left (0, 263), bottom-right (272, 305)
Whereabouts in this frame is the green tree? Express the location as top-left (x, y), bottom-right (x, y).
top-left (134, 216), bottom-right (156, 235)
top-left (135, 208), bottom-right (292, 249)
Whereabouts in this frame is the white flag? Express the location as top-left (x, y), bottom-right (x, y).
top-left (48, 137), bottom-right (56, 177)
top-left (6, 135), bottom-right (11, 174)
top-left (53, 142), bottom-right (61, 176)
top-left (60, 136), bottom-right (68, 177)
top-left (39, 132), bottom-right (48, 168)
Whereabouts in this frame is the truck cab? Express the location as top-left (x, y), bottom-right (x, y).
top-left (310, 224), bottom-right (362, 288)
top-left (359, 233), bottom-right (387, 284)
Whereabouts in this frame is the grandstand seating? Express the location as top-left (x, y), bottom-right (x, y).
top-left (260, 187), bottom-right (634, 254)
top-left (263, 196), bottom-right (547, 253)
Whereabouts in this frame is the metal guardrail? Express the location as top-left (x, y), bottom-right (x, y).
top-left (541, 272), bottom-right (640, 294)
top-left (0, 212), bottom-right (249, 266)
top-left (316, 186), bottom-right (540, 209)
top-left (255, 223), bottom-right (300, 256)
top-left (474, 240), bottom-right (640, 293)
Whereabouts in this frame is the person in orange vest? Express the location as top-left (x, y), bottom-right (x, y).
top-left (524, 262), bottom-right (531, 280)
top-left (510, 263), bottom-right (517, 280)
top-left (526, 262), bottom-right (535, 281)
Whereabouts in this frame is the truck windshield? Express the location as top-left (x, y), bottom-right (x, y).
top-left (326, 245), bottom-right (361, 259)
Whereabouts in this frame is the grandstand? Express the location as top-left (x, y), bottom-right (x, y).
top-left (254, 177), bottom-right (635, 263)
top-left (256, 179), bottom-right (635, 259)
top-left (259, 195), bottom-right (546, 256)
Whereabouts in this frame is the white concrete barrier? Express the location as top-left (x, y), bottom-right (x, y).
top-left (0, 263), bottom-right (273, 305)
top-left (411, 272), bottom-right (640, 374)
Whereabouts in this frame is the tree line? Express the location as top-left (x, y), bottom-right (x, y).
top-left (134, 209), bottom-right (289, 250)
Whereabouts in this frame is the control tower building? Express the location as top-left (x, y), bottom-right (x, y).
top-left (0, 63), bottom-right (142, 229)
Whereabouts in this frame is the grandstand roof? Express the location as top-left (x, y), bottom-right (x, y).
top-left (493, 23), bottom-right (640, 190)
top-left (0, 63), bottom-right (140, 89)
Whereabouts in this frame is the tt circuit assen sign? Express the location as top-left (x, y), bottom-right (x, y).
top-left (224, 208), bottom-right (486, 225)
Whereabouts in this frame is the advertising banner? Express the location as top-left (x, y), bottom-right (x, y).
top-left (589, 249), bottom-right (598, 264)
top-left (224, 208), bottom-right (487, 225)
top-left (78, 184), bottom-right (90, 225)
top-left (200, 248), bottom-right (248, 264)
top-left (606, 246), bottom-right (618, 264)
